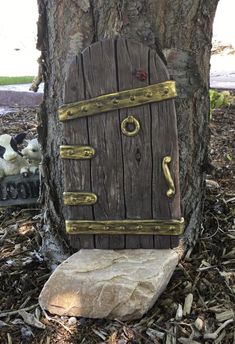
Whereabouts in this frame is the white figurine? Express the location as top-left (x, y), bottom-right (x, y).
top-left (21, 138), bottom-right (42, 174)
top-left (0, 133), bottom-right (29, 179)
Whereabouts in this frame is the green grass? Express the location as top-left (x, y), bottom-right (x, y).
top-left (209, 89), bottom-right (234, 119)
top-left (0, 76), bottom-right (34, 85)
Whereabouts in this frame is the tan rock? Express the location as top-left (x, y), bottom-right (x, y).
top-left (39, 249), bottom-right (179, 321)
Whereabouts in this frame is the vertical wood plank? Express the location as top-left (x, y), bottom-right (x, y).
top-left (63, 56), bottom-right (94, 249)
top-left (82, 41), bottom-right (125, 249)
top-left (149, 49), bottom-right (181, 248)
top-left (116, 39), bottom-right (153, 248)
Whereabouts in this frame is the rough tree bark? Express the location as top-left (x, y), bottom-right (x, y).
top-left (37, 0), bottom-right (219, 258)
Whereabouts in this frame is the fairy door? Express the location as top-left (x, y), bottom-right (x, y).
top-left (59, 38), bottom-right (184, 249)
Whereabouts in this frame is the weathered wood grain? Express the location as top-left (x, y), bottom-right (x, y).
top-left (82, 40), bottom-right (125, 249)
top-left (63, 55), bottom-right (94, 249)
top-left (62, 38), bottom-right (182, 249)
top-left (116, 38), bottom-right (153, 248)
top-left (149, 49), bottom-right (181, 248)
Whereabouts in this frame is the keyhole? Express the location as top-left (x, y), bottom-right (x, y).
top-left (135, 148), bottom-right (141, 164)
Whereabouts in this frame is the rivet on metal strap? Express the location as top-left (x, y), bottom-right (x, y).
top-left (146, 92), bottom-right (153, 98)
top-left (112, 98), bottom-right (120, 105)
top-left (81, 106), bottom-right (88, 112)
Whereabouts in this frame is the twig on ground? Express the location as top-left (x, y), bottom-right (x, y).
top-left (114, 319), bottom-right (153, 343)
top-left (204, 318), bottom-right (234, 340)
top-left (41, 308), bottom-right (73, 334)
top-left (0, 249), bottom-right (31, 262)
top-left (0, 304), bottom-right (38, 318)
top-left (7, 333), bottom-right (12, 344)
top-left (183, 293), bottom-right (193, 316)
top-left (0, 229), bottom-right (8, 244)
top-left (19, 296), bottom-right (31, 309)
top-left (224, 196), bottom-right (235, 203)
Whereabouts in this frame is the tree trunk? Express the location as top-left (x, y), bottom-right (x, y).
top-left (37, 0), bottom-right (218, 256)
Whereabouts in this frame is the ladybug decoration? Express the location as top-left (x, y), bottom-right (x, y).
top-left (135, 68), bottom-right (148, 81)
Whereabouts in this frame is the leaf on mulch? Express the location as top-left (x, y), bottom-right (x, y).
top-left (18, 310), bottom-right (45, 329)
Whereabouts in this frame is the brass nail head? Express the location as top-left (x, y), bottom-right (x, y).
top-left (81, 106), bottom-right (88, 112)
top-left (136, 225), bottom-right (143, 229)
top-left (67, 150), bottom-right (73, 155)
top-left (113, 98), bottom-right (119, 104)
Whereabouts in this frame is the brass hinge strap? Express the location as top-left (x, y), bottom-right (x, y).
top-left (60, 146), bottom-right (95, 159)
top-left (66, 217), bottom-right (184, 235)
top-left (59, 80), bottom-right (177, 121)
top-left (63, 192), bottom-right (97, 205)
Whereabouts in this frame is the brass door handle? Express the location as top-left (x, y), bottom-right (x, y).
top-left (121, 115), bottom-right (140, 137)
top-left (162, 156), bottom-right (175, 197)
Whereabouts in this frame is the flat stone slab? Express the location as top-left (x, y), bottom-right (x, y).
top-left (0, 90), bottom-right (43, 107)
top-left (39, 249), bottom-right (179, 321)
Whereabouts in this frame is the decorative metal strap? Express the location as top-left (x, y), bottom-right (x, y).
top-left (66, 217), bottom-right (184, 235)
top-left (59, 81), bottom-right (176, 121)
top-left (63, 192), bottom-right (97, 205)
top-left (60, 145), bottom-right (95, 159)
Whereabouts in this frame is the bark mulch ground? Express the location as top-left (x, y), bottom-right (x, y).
top-left (0, 104), bottom-right (234, 343)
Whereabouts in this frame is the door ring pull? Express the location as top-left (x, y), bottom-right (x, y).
top-left (121, 115), bottom-right (140, 137)
top-left (162, 156), bottom-right (175, 197)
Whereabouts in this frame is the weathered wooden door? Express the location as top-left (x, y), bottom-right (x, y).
top-left (59, 38), bottom-right (184, 249)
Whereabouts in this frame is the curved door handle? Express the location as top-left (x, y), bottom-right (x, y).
top-left (162, 156), bottom-right (175, 198)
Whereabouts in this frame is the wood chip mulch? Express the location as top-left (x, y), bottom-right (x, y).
top-left (0, 105), bottom-right (234, 343)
